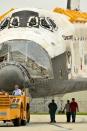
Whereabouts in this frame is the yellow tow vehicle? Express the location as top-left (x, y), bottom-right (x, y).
top-left (0, 89), bottom-right (30, 126)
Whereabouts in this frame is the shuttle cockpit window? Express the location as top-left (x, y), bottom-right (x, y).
top-left (40, 17), bottom-right (57, 31)
top-left (47, 18), bottom-right (58, 31)
top-left (0, 18), bottom-right (9, 30)
top-left (40, 17), bottom-right (51, 29)
top-left (10, 17), bottom-right (19, 27)
top-left (27, 16), bottom-right (39, 27)
top-left (9, 10), bottom-right (39, 28)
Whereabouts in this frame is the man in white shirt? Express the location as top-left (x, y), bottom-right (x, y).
top-left (13, 85), bottom-right (22, 96)
top-left (63, 100), bottom-right (71, 122)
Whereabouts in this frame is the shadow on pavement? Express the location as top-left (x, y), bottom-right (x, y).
top-left (0, 121), bottom-right (87, 127)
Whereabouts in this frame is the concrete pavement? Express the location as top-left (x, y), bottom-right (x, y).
top-left (0, 115), bottom-right (87, 131)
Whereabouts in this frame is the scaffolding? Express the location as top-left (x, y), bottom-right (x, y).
top-left (53, 7), bottom-right (87, 23)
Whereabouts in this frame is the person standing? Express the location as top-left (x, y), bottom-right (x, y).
top-left (63, 100), bottom-right (71, 122)
top-left (70, 98), bottom-right (79, 122)
top-left (48, 99), bottom-right (57, 123)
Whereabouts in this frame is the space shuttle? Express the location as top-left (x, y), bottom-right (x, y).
top-left (0, 0), bottom-right (87, 98)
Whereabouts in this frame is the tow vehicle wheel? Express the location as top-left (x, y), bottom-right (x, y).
top-left (26, 103), bottom-right (30, 123)
top-left (13, 118), bottom-right (21, 126)
top-left (27, 113), bottom-right (30, 123)
top-left (21, 120), bottom-right (26, 126)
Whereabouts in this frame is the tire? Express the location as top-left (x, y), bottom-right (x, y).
top-left (21, 120), bottom-right (26, 126)
top-left (26, 103), bottom-right (30, 123)
top-left (27, 113), bottom-right (30, 123)
top-left (13, 118), bottom-right (21, 126)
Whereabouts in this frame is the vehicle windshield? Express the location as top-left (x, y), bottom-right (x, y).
top-left (0, 10), bottom-right (57, 32)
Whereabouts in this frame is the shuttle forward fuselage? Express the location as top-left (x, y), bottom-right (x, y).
top-left (0, 8), bottom-right (87, 97)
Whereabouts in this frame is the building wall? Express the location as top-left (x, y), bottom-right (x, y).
top-left (63, 91), bottom-right (87, 112)
top-left (30, 91), bottom-right (87, 113)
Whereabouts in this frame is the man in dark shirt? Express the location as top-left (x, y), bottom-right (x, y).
top-left (48, 99), bottom-right (57, 123)
top-left (70, 98), bottom-right (79, 122)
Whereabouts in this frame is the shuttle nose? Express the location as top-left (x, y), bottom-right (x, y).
top-left (0, 39), bottom-right (53, 78)
top-left (0, 63), bottom-right (29, 91)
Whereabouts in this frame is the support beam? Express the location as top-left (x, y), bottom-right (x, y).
top-left (67, 0), bottom-right (80, 11)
